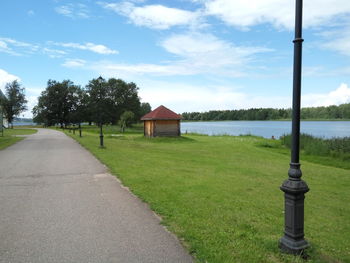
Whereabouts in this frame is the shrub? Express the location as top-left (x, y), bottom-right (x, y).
top-left (280, 133), bottom-right (350, 160)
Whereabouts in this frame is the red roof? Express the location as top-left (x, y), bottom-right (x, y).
top-left (141, 105), bottom-right (182, 120)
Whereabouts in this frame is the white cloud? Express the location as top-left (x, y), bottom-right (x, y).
top-left (55, 42), bottom-right (118, 55)
top-left (0, 37), bottom-right (39, 56)
top-left (0, 40), bottom-right (13, 55)
top-left (95, 62), bottom-right (181, 75)
top-left (204, 0), bottom-right (350, 30)
top-left (0, 69), bottom-right (20, 90)
top-left (138, 80), bottom-right (293, 113)
top-left (100, 2), bottom-right (201, 29)
top-left (24, 95), bottom-right (38, 118)
top-left (139, 81), bottom-right (350, 113)
top-left (62, 59), bottom-right (86, 68)
top-left (74, 33), bottom-right (271, 78)
top-left (161, 32), bottom-right (271, 74)
top-left (320, 28), bottom-right (350, 56)
top-left (302, 83), bottom-right (350, 107)
top-left (0, 37), bottom-right (116, 58)
top-left (55, 3), bottom-right (90, 19)
top-left (42, 48), bottom-right (67, 58)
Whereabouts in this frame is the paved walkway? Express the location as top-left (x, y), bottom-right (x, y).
top-left (0, 129), bottom-right (193, 263)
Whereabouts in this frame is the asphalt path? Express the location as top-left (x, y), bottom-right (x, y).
top-left (0, 129), bottom-right (193, 263)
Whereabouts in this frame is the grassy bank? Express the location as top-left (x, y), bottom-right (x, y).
top-left (280, 134), bottom-right (350, 170)
top-left (63, 127), bottom-right (349, 263)
top-left (0, 128), bottom-right (37, 150)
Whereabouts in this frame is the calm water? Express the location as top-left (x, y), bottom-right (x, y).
top-left (181, 121), bottom-right (350, 139)
top-left (12, 122), bottom-right (36, 126)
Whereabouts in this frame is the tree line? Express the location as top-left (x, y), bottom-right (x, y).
top-left (182, 103), bottom-right (350, 121)
top-left (32, 77), bottom-right (151, 128)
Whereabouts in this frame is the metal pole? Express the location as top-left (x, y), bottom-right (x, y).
top-left (79, 123), bottom-right (82, 137)
top-left (279, 0), bottom-right (309, 255)
top-left (0, 111), bottom-right (3, 137)
top-left (98, 77), bottom-right (104, 148)
top-left (99, 123), bottom-right (104, 147)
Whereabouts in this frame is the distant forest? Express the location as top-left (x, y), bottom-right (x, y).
top-left (181, 103), bottom-right (350, 121)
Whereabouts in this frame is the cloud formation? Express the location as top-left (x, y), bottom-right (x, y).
top-left (204, 0), bottom-right (350, 30)
top-left (303, 83), bottom-right (350, 107)
top-left (138, 80), bottom-right (292, 113)
top-left (161, 33), bottom-right (271, 74)
top-left (320, 28), bottom-right (350, 56)
top-left (0, 37), bottom-right (39, 56)
top-left (0, 69), bottom-right (20, 90)
top-left (54, 42), bottom-right (118, 55)
top-left (62, 58), bottom-right (86, 68)
top-left (0, 37), bottom-right (118, 57)
top-left (139, 81), bottom-right (350, 113)
top-left (100, 1), bottom-right (201, 29)
top-left (55, 3), bottom-right (90, 19)
top-left (66, 33), bottom-right (271, 78)
top-left (42, 48), bottom-right (67, 58)
top-left (100, 0), bottom-right (350, 31)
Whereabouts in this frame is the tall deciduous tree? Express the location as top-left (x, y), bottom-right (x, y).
top-left (85, 77), bottom-right (111, 126)
top-left (1, 80), bottom-right (27, 128)
top-left (33, 80), bottom-right (84, 127)
top-left (85, 77), bottom-right (141, 125)
top-left (33, 77), bottom-right (149, 127)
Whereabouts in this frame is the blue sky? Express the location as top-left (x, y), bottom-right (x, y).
top-left (1, 0), bottom-right (350, 118)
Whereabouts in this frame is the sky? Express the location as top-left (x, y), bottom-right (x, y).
top-left (1, 0), bottom-right (350, 118)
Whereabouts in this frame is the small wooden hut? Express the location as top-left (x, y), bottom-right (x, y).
top-left (141, 105), bottom-right (181, 137)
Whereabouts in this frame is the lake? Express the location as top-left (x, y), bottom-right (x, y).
top-left (181, 121), bottom-right (350, 139)
top-left (12, 122), bottom-right (36, 126)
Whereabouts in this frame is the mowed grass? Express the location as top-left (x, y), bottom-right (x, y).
top-left (0, 128), bottom-right (37, 150)
top-left (64, 128), bottom-right (350, 263)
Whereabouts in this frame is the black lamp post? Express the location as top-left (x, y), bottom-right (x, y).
top-left (279, 0), bottom-right (309, 255)
top-left (97, 76), bottom-right (104, 148)
top-left (79, 123), bottom-right (82, 137)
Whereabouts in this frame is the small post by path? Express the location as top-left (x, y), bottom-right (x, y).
top-left (0, 113), bottom-right (3, 137)
top-left (79, 123), bottom-right (82, 137)
top-left (99, 123), bottom-right (104, 148)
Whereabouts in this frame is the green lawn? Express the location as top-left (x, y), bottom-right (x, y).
top-left (63, 127), bottom-right (349, 263)
top-left (0, 128), bottom-right (37, 150)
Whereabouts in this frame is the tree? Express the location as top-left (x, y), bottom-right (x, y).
top-left (139, 102), bottom-right (151, 117)
top-left (33, 80), bottom-right (83, 127)
top-left (85, 77), bottom-right (112, 126)
top-left (33, 77), bottom-right (150, 127)
top-left (1, 80), bottom-right (27, 128)
top-left (120, 111), bottom-right (135, 132)
top-left (85, 77), bottom-right (142, 125)
top-left (106, 78), bottom-right (141, 122)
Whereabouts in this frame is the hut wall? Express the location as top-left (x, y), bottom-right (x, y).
top-left (154, 120), bottom-right (180, 137)
top-left (144, 120), bottom-right (155, 137)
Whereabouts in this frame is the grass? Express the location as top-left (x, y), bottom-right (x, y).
top-left (61, 126), bottom-right (349, 263)
top-left (280, 134), bottom-right (350, 170)
top-left (0, 128), bottom-right (37, 150)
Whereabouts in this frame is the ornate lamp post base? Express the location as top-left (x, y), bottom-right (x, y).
top-left (279, 236), bottom-right (309, 255)
top-left (279, 163), bottom-right (309, 255)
